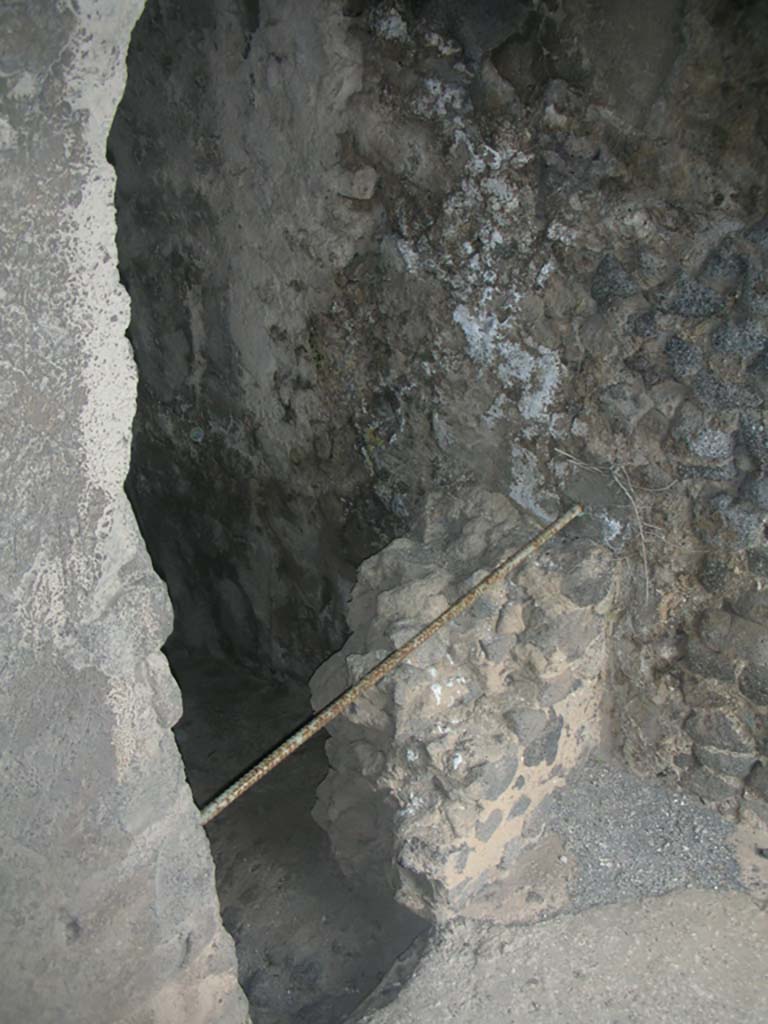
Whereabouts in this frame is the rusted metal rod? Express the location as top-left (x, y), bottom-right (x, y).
top-left (199, 504), bottom-right (583, 826)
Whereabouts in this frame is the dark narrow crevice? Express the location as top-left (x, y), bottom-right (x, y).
top-left (110, 2), bottom-right (429, 1021)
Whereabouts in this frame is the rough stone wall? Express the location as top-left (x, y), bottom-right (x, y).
top-left (309, 0), bottom-right (768, 823)
top-left (111, 0), bottom-right (767, 846)
top-left (111, 0), bottom-right (392, 682)
top-left (0, 3), bottom-right (247, 1021)
top-left (311, 491), bottom-right (612, 920)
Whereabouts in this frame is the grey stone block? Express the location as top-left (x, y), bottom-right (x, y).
top-left (475, 808), bottom-right (503, 842)
top-left (746, 548), bottom-right (768, 576)
top-left (685, 638), bottom-right (736, 683)
top-left (697, 557), bottom-right (730, 593)
top-left (664, 336), bottom-right (704, 379)
top-left (626, 310), bottom-right (657, 339)
top-left (523, 713), bottom-right (564, 767)
top-left (698, 239), bottom-right (749, 296)
top-left (741, 475), bottom-right (768, 511)
top-left (467, 754), bottom-right (521, 801)
top-left (711, 320), bottom-right (767, 356)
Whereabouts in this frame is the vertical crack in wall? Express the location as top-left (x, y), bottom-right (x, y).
top-left (110, 3), bottom-right (432, 1021)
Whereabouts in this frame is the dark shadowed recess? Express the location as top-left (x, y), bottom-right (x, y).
top-left (109, 2), bottom-right (428, 1022)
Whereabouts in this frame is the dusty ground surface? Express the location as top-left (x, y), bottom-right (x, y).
top-left (359, 756), bottom-right (768, 1023)
top-left (361, 888), bottom-right (768, 1024)
top-left (172, 654), bottom-right (426, 1024)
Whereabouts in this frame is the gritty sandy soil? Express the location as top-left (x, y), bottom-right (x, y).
top-left (360, 887), bottom-right (768, 1024)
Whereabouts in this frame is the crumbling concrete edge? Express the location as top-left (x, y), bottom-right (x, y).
top-left (0, 2), bottom-right (248, 1021)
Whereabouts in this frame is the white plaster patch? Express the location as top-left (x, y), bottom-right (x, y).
top-left (414, 78), bottom-right (468, 120)
top-left (422, 31), bottom-right (461, 56)
top-left (542, 103), bottom-right (569, 129)
top-left (453, 304), bottom-right (507, 365)
top-left (9, 73), bottom-right (39, 99)
top-left (536, 260), bottom-right (556, 287)
top-left (396, 237), bottom-right (421, 274)
top-left (373, 8), bottom-right (409, 41)
top-left (599, 513), bottom-right (623, 543)
top-left (481, 176), bottom-right (518, 208)
top-left (453, 306), bottom-right (561, 423)
top-left (547, 222), bottom-right (577, 245)
top-left (508, 444), bottom-right (550, 520)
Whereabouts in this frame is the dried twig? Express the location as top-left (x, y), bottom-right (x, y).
top-left (611, 464), bottom-right (651, 604)
top-left (553, 446), bottom-right (654, 603)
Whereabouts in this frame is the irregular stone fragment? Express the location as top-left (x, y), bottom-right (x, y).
top-left (694, 745), bottom-right (757, 778)
top-left (310, 492), bottom-right (610, 919)
top-left (659, 274), bottom-right (724, 317)
top-left (685, 708), bottom-right (755, 754)
top-left (740, 667), bottom-right (768, 708)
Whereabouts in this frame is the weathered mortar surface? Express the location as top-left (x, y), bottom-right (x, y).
top-left (0, 3), bottom-right (247, 1021)
top-left (110, 0), bottom-right (768, 829)
top-left (310, 491), bottom-right (612, 920)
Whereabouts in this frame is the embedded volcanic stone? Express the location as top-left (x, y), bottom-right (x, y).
top-left (740, 667), bottom-right (768, 708)
top-left (685, 639), bottom-right (736, 683)
top-left (659, 274), bottom-right (724, 317)
top-left (697, 609), bottom-right (733, 652)
top-left (626, 310), bottom-right (657, 339)
top-left (664, 336), bottom-right (704, 380)
top-left (698, 557), bottom-right (730, 594)
top-left (699, 239), bottom-right (748, 296)
top-left (685, 708), bottom-right (755, 753)
top-left (591, 254), bottom-right (638, 308)
top-left (310, 491), bottom-right (612, 921)
top-left (522, 712), bottom-right (564, 767)
top-left (742, 476), bottom-right (768, 510)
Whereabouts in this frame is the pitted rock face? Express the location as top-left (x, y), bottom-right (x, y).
top-left (111, 0), bottom-right (768, 866)
top-left (310, 493), bottom-right (613, 920)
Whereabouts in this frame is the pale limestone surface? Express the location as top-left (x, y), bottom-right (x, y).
top-left (0, 3), bottom-right (247, 1021)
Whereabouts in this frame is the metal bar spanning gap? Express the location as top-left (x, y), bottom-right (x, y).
top-left (199, 504), bottom-right (584, 826)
